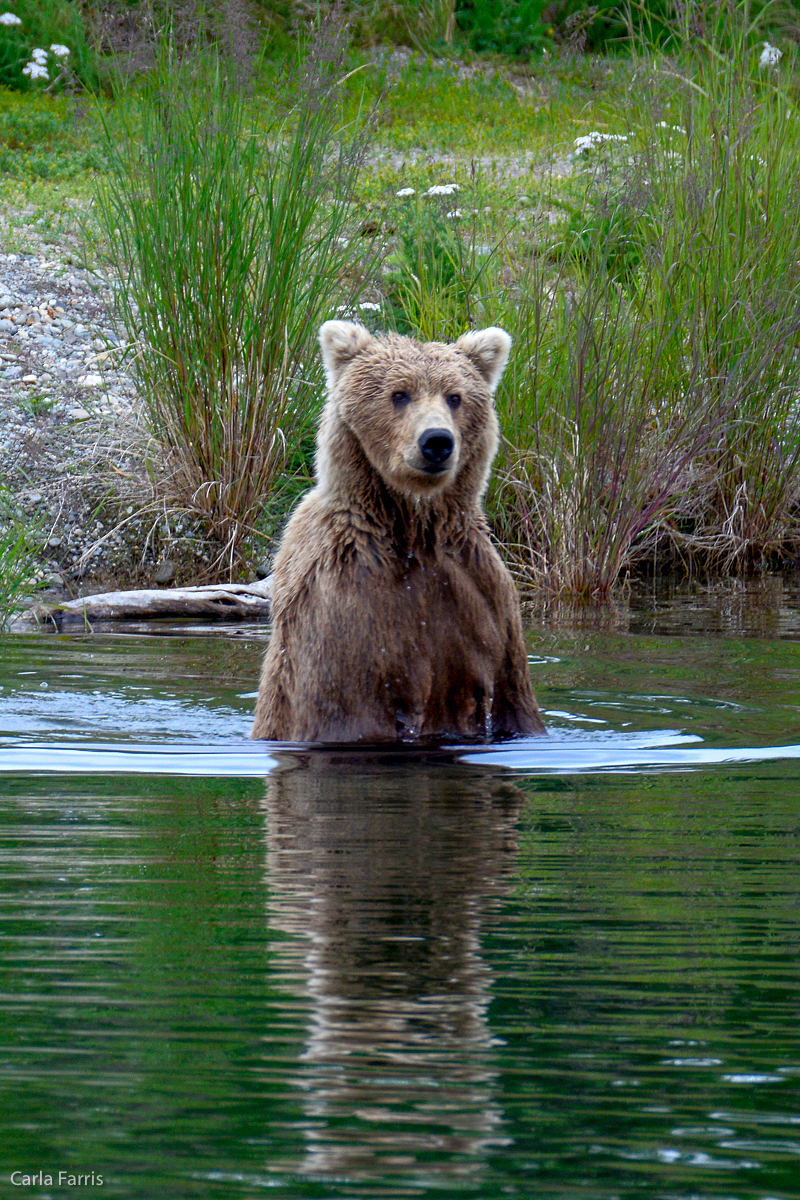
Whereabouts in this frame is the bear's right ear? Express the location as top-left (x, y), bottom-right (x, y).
top-left (454, 327), bottom-right (512, 393)
top-left (319, 321), bottom-right (373, 387)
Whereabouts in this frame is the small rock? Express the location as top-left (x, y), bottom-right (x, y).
top-left (46, 535), bottom-right (62, 548)
top-left (69, 407), bottom-right (91, 420)
top-left (22, 374), bottom-right (37, 383)
top-left (154, 560), bottom-right (175, 584)
top-left (80, 373), bottom-right (103, 387)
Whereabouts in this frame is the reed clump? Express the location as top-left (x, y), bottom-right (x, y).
top-left (391, 1), bottom-right (800, 595)
top-left (97, 34), bottom-right (373, 573)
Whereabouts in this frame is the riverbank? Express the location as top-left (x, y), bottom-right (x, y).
top-left (4, 20), bottom-right (800, 610)
top-left (0, 46), bottom-right (583, 603)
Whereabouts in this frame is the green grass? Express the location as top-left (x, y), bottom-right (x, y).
top-left (0, 86), bottom-right (105, 176)
top-left (335, 48), bottom-right (631, 155)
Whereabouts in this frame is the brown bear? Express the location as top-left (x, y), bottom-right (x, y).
top-left (251, 320), bottom-right (545, 743)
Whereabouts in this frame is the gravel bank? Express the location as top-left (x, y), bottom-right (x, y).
top-left (0, 233), bottom-right (215, 599)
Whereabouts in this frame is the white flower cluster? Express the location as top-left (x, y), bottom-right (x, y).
top-left (573, 131), bottom-right (629, 155)
top-left (335, 301), bottom-right (382, 317)
top-left (760, 42), bottom-right (782, 69)
top-left (23, 46), bottom-right (49, 80)
top-left (0, 9), bottom-right (72, 82)
top-left (396, 183), bottom-right (460, 199)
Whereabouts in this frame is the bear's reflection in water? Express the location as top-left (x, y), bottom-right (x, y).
top-left (262, 751), bottom-right (523, 1184)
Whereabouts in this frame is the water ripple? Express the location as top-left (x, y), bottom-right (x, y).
top-left (2, 731), bottom-right (800, 776)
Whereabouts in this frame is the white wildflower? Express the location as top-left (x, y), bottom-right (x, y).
top-left (49, 44), bottom-right (70, 58)
top-left (0, 12), bottom-right (22, 25)
top-left (358, 301), bottom-right (381, 311)
top-left (31, 47), bottom-right (48, 64)
top-left (426, 183), bottom-right (459, 196)
top-left (759, 42), bottom-right (782, 68)
top-left (573, 131), bottom-right (628, 155)
top-left (22, 62), bottom-right (49, 80)
top-left (656, 120), bottom-right (687, 134)
top-left (395, 187), bottom-right (415, 197)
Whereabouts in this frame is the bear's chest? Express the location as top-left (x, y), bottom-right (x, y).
top-left (340, 550), bottom-right (507, 737)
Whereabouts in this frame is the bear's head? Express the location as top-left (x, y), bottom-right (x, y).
top-left (315, 321), bottom-right (512, 507)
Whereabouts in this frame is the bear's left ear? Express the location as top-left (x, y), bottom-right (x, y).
top-left (454, 327), bottom-right (512, 393)
top-left (319, 320), bottom-right (373, 387)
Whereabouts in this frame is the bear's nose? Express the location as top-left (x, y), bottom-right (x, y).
top-left (419, 428), bottom-right (454, 470)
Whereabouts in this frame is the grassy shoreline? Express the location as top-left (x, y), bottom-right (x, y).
top-left (3, 13), bottom-right (800, 615)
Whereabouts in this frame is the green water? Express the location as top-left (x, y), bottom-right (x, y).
top-left (1, 596), bottom-right (799, 1198)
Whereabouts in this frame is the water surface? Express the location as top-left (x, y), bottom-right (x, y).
top-left (1, 589), bottom-right (799, 1198)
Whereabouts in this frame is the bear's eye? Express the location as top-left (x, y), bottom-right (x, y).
top-left (446, 393), bottom-right (462, 409)
top-left (391, 390), bottom-right (411, 408)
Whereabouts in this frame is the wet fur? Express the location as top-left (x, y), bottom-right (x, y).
top-left (252, 324), bottom-right (545, 743)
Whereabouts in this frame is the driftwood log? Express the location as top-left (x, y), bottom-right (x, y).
top-left (24, 577), bottom-right (273, 626)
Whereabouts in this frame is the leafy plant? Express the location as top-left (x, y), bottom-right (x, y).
top-left (455, 0), bottom-right (554, 55)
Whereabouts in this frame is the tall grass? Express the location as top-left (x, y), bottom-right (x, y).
top-left (491, 270), bottom-right (731, 596)
top-left (389, 0), bottom-right (800, 594)
top-left (386, 185), bottom-right (497, 341)
top-left (97, 36), bottom-right (374, 572)
top-left (0, 487), bottom-right (37, 629)
top-left (615, 0), bottom-right (800, 571)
